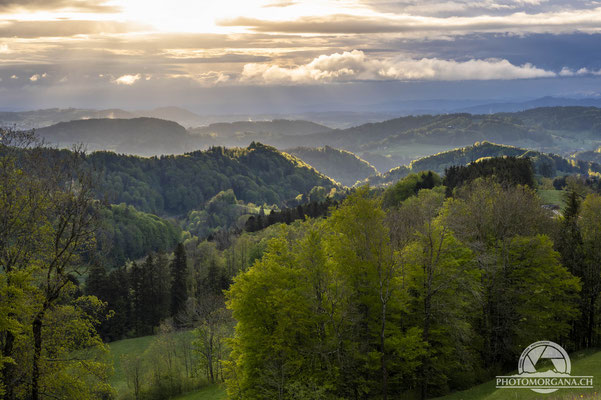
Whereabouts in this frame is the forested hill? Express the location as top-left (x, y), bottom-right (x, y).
top-left (37, 117), bottom-right (191, 156)
top-left (85, 142), bottom-right (338, 216)
top-left (286, 145), bottom-right (378, 186)
top-left (368, 141), bottom-right (601, 186)
top-left (283, 106), bottom-right (601, 169)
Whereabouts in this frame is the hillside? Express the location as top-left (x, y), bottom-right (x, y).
top-left (572, 145), bottom-right (601, 164)
top-left (37, 117), bottom-right (192, 156)
top-left (368, 141), bottom-right (601, 186)
top-left (85, 142), bottom-right (338, 216)
top-left (280, 107), bottom-right (601, 169)
top-left (286, 145), bottom-right (378, 186)
top-left (435, 348), bottom-right (601, 400)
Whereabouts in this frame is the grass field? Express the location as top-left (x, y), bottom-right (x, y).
top-left (108, 334), bottom-right (601, 400)
top-left (538, 189), bottom-right (567, 208)
top-left (173, 385), bottom-right (227, 400)
top-left (436, 349), bottom-right (601, 400)
top-left (108, 335), bottom-right (156, 393)
top-left (108, 333), bottom-right (227, 399)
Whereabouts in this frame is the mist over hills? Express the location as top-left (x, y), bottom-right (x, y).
top-left (3, 96), bottom-right (601, 131)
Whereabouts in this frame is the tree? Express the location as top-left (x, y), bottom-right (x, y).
top-left (403, 220), bottom-right (478, 399)
top-left (29, 148), bottom-right (101, 400)
top-left (171, 243), bottom-right (188, 322)
top-left (577, 193), bottom-right (601, 347)
top-left (0, 129), bottom-right (113, 400)
top-left (444, 179), bottom-right (578, 368)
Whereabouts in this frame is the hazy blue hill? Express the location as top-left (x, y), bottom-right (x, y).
top-left (37, 117), bottom-right (191, 155)
top-left (456, 96), bottom-right (601, 114)
top-left (136, 106), bottom-right (206, 127)
top-left (286, 145), bottom-right (378, 186)
top-left (191, 119), bottom-right (332, 137)
top-left (306, 113), bottom-right (553, 150)
top-left (510, 106), bottom-right (601, 134)
top-left (0, 107), bottom-right (135, 130)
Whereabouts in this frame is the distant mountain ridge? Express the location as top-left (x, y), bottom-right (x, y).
top-left (191, 120), bottom-right (332, 137)
top-left (455, 96), bottom-right (601, 114)
top-left (37, 117), bottom-right (191, 156)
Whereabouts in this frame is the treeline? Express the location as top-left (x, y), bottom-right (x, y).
top-left (86, 243), bottom-right (227, 340)
top-left (245, 197), bottom-right (339, 232)
top-left (443, 156), bottom-right (534, 195)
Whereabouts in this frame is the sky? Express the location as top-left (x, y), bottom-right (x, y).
top-left (1, 0), bottom-right (601, 112)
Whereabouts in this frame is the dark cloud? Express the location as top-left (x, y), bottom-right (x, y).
top-left (384, 33), bottom-right (601, 71)
top-left (361, 0), bottom-right (597, 17)
top-left (0, 0), bottom-right (119, 12)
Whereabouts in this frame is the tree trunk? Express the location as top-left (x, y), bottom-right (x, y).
top-left (588, 295), bottom-right (596, 348)
top-left (380, 301), bottom-right (388, 400)
top-left (421, 294), bottom-right (431, 400)
top-left (2, 331), bottom-right (15, 400)
top-left (31, 310), bottom-right (45, 400)
top-left (208, 331), bottom-right (214, 383)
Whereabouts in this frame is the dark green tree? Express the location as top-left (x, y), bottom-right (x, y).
top-left (171, 243), bottom-right (188, 321)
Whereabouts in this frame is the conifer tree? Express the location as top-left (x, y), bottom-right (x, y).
top-left (171, 243), bottom-right (188, 322)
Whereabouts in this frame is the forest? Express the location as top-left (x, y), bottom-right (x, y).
top-left (3, 128), bottom-right (601, 400)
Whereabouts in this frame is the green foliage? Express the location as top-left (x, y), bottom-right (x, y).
top-left (0, 130), bottom-right (113, 400)
top-left (171, 243), bottom-right (189, 321)
top-left (444, 179), bottom-right (579, 367)
top-left (443, 156), bottom-right (535, 196)
top-left (382, 171), bottom-right (441, 208)
top-left (98, 203), bottom-right (182, 266)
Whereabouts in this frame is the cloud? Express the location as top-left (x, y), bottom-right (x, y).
top-left (114, 73), bottom-right (141, 85)
top-left (559, 67), bottom-right (601, 76)
top-left (221, 7), bottom-right (601, 36)
top-left (0, 0), bottom-right (119, 12)
top-left (241, 50), bottom-right (556, 83)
